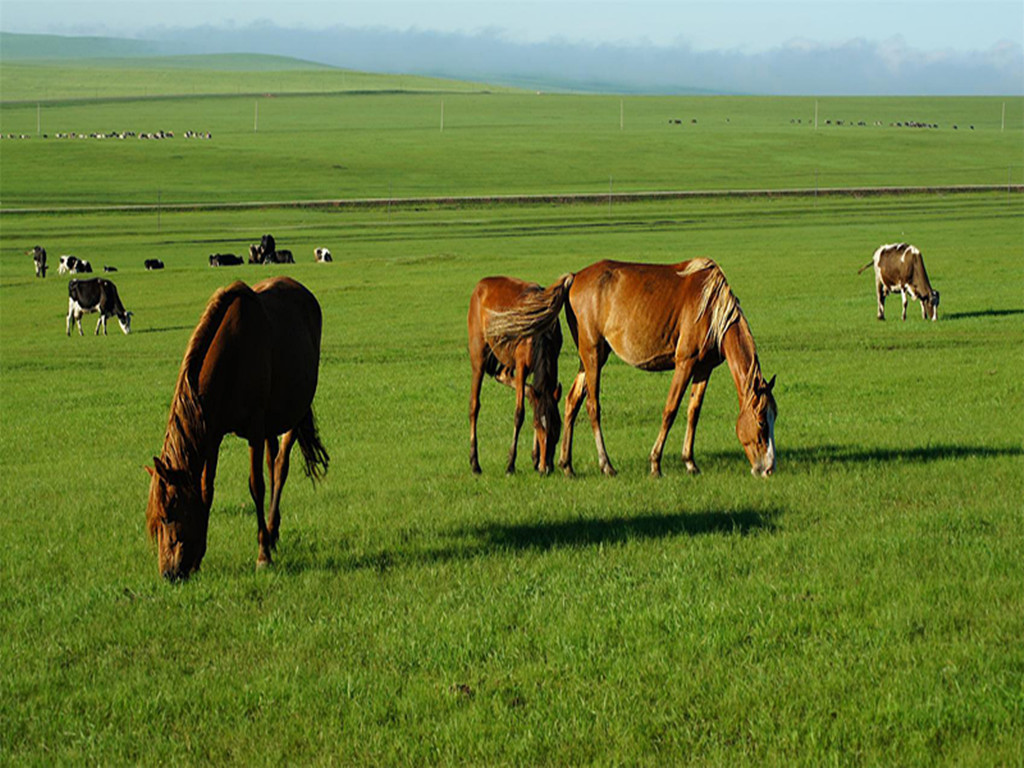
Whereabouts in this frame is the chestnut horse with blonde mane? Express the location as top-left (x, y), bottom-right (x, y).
top-left (146, 277), bottom-right (329, 580)
top-left (468, 274), bottom-right (574, 475)
top-left (560, 259), bottom-right (777, 477)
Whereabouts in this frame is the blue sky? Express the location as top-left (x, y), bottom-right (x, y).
top-left (3, 1), bottom-right (1021, 53)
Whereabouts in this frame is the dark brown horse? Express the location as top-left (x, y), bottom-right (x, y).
top-left (468, 274), bottom-right (573, 475)
top-left (146, 277), bottom-right (329, 580)
top-left (559, 259), bottom-right (777, 478)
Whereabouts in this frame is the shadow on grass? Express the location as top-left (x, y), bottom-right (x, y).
top-left (135, 325), bottom-right (194, 335)
top-left (300, 507), bottom-right (780, 575)
top-left (779, 443), bottom-right (1022, 466)
top-left (943, 308), bottom-right (1023, 321)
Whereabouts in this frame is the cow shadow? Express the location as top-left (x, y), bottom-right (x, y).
top-left (943, 308), bottom-right (1024, 321)
top-left (287, 506), bottom-right (780, 575)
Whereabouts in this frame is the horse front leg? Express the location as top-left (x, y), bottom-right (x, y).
top-left (649, 359), bottom-right (695, 477)
top-left (248, 439), bottom-right (272, 568)
top-left (559, 370), bottom-right (586, 476)
top-left (264, 436), bottom-right (281, 549)
top-left (681, 374), bottom-right (710, 475)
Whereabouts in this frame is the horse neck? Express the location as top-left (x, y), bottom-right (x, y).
top-left (721, 314), bottom-right (761, 405)
top-left (161, 380), bottom-right (211, 487)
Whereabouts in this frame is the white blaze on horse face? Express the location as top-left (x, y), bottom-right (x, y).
top-left (764, 405), bottom-right (776, 473)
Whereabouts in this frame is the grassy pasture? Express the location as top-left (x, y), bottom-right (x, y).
top-left (1, 89), bottom-right (1021, 208)
top-left (1, 191), bottom-right (1022, 765)
top-left (1, 64), bottom-right (1023, 763)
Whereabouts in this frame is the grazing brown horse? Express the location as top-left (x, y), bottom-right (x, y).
top-left (146, 277), bottom-right (329, 580)
top-left (468, 274), bottom-right (574, 475)
top-left (559, 259), bottom-right (777, 478)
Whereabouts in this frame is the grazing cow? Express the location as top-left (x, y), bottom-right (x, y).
top-left (209, 253), bottom-right (244, 267)
top-left (59, 255), bottom-right (91, 274)
top-left (859, 243), bottom-right (940, 321)
top-left (314, 247), bottom-right (332, 263)
top-left (266, 249), bottom-right (294, 264)
top-left (29, 246), bottom-right (47, 277)
top-left (145, 259), bottom-right (165, 270)
top-left (67, 278), bottom-right (133, 336)
top-left (104, 265), bottom-right (118, 272)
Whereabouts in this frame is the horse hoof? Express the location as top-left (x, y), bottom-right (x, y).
top-left (256, 554), bottom-right (273, 570)
top-left (686, 464), bottom-right (701, 476)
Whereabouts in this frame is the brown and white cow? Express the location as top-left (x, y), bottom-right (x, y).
top-left (859, 243), bottom-right (940, 321)
top-left (67, 278), bottom-right (133, 336)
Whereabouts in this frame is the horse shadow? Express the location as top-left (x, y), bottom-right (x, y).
top-left (287, 506), bottom-right (780, 576)
top-left (778, 443), bottom-right (1022, 466)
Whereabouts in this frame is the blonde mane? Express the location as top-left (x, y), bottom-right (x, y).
top-left (677, 258), bottom-right (743, 356)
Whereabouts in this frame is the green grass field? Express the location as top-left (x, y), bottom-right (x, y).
top-left (1, 58), bottom-right (1023, 765)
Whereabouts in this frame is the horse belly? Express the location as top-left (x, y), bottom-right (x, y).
top-left (606, 326), bottom-right (678, 371)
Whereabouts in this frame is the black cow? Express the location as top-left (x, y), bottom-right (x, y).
top-left (29, 246), bottom-right (47, 277)
top-left (209, 253), bottom-right (244, 267)
top-left (145, 259), bottom-right (165, 270)
top-left (266, 249), bottom-right (294, 264)
top-left (67, 278), bottom-right (133, 336)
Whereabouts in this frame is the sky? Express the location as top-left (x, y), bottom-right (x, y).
top-left (2, 1), bottom-right (1022, 94)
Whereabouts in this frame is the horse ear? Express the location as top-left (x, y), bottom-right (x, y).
top-left (766, 374), bottom-right (776, 393)
top-left (151, 456), bottom-right (171, 483)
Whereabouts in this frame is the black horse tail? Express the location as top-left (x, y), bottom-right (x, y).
top-left (296, 409), bottom-right (330, 483)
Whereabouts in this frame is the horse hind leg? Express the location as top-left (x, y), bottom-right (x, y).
top-left (468, 358), bottom-right (485, 474)
top-left (248, 439), bottom-right (272, 568)
top-left (266, 432), bottom-right (294, 551)
top-left (506, 366), bottom-right (528, 475)
top-left (264, 436), bottom-right (280, 548)
top-left (559, 369), bottom-right (587, 476)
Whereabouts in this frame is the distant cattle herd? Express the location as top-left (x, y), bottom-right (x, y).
top-left (27, 235), bottom-right (336, 336)
top-left (2, 130), bottom-right (212, 141)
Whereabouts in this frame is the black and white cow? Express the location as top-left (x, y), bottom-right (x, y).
top-left (67, 278), bottom-right (133, 336)
top-left (314, 247), bottom-right (332, 263)
top-left (59, 255), bottom-right (92, 274)
top-left (209, 253), bottom-right (243, 266)
top-left (144, 259), bottom-right (165, 270)
top-left (29, 246), bottom-right (47, 277)
top-left (859, 243), bottom-right (940, 321)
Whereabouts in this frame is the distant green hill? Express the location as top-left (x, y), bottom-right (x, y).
top-left (0, 34), bottom-right (519, 101)
top-left (0, 32), bottom-right (166, 60)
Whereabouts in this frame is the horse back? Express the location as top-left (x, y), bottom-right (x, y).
top-left (251, 277), bottom-right (323, 434)
top-left (569, 260), bottom-right (712, 369)
top-left (468, 276), bottom-right (541, 369)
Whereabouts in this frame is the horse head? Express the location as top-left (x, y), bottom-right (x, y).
top-left (146, 456), bottom-right (209, 581)
top-left (736, 364), bottom-right (777, 478)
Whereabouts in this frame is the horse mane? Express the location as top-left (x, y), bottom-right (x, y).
top-left (161, 281), bottom-right (253, 474)
top-left (485, 273), bottom-right (574, 360)
top-left (677, 258), bottom-right (744, 357)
